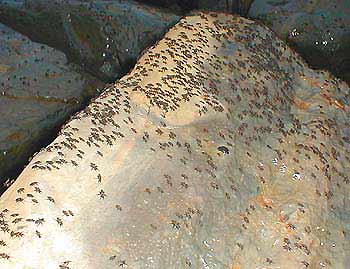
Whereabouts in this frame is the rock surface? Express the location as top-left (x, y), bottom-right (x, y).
top-left (0, 0), bottom-right (180, 82)
top-left (0, 23), bottom-right (103, 191)
top-left (0, 12), bottom-right (349, 268)
top-left (136, 0), bottom-right (254, 15)
top-left (249, 0), bottom-right (350, 84)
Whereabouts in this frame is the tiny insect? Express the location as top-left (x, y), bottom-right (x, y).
top-left (119, 260), bottom-right (127, 267)
top-left (266, 258), bottom-right (273, 264)
top-left (115, 205), bottom-right (122, 211)
top-left (185, 257), bottom-right (192, 266)
top-left (29, 182), bottom-right (39, 186)
top-left (10, 231), bottom-right (24, 238)
top-left (194, 167), bottom-right (202, 173)
top-left (144, 188), bottom-right (151, 194)
top-left (62, 210), bottom-right (70, 217)
top-left (98, 190), bottom-right (107, 199)
top-left (17, 188), bottom-right (25, 194)
top-left (35, 218), bottom-right (45, 225)
top-left (210, 182), bottom-right (219, 190)
top-left (47, 196), bottom-right (55, 203)
top-left (301, 261), bottom-right (310, 267)
top-left (56, 217), bottom-right (63, 226)
top-left (34, 187), bottom-right (41, 193)
top-left (109, 255), bottom-right (117, 261)
top-left (12, 218), bottom-right (23, 224)
top-left (166, 179), bottom-right (173, 186)
top-left (170, 220), bottom-right (180, 230)
top-left (59, 260), bottom-right (71, 269)
top-left (181, 182), bottom-right (189, 189)
top-left (292, 172), bottom-right (301, 180)
top-left (15, 198), bottom-right (24, 203)
top-left (0, 253), bottom-right (10, 260)
top-left (155, 128), bottom-right (163, 135)
top-left (217, 146), bottom-right (229, 154)
top-left (90, 163), bottom-right (99, 171)
top-left (35, 230), bottom-right (41, 238)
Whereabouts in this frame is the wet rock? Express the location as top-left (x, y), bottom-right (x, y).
top-left (249, 0), bottom-right (350, 84)
top-left (0, 12), bottom-right (349, 268)
top-left (0, 0), bottom-right (180, 82)
top-left (0, 23), bottom-right (103, 191)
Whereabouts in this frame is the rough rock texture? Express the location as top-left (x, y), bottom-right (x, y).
top-left (0, 0), bottom-right (180, 82)
top-left (0, 12), bottom-right (349, 268)
top-left (0, 23), bottom-right (103, 191)
top-left (136, 0), bottom-right (254, 15)
top-left (249, 0), bottom-right (350, 84)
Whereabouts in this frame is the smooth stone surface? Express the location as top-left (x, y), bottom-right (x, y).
top-left (0, 12), bottom-right (349, 268)
top-left (249, 0), bottom-right (350, 84)
top-left (0, 0), bottom-right (180, 82)
top-left (0, 23), bottom-right (103, 190)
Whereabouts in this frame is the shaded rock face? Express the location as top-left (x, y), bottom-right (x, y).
top-left (249, 0), bottom-right (350, 85)
top-left (0, 12), bottom-right (349, 268)
top-left (136, 0), bottom-right (254, 15)
top-left (0, 23), bottom-right (103, 191)
top-left (0, 0), bottom-right (180, 82)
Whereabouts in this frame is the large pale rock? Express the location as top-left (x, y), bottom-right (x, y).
top-left (0, 0), bottom-right (180, 82)
top-left (249, 0), bottom-right (350, 84)
top-left (0, 12), bottom-right (349, 268)
top-left (0, 23), bottom-right (103, 191)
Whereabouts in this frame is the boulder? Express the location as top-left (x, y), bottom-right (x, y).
top-left (249, 0), bottom-right (350, 84)
top-left (0, 0), bottom-right (180, 82)
top-left (0, 12), bottom-right (349, 268)
top-left (0, 23), bottom-right (103, 192)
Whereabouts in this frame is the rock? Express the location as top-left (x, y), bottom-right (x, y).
top-left (136, 0), bottom-right (254, 15)
top-left (198, 0), bottom-right (254, 15)
top-left (249, 0), bottom-right (350, 84)
top-left (232, 0), bottom-right (255, 15)
top-left (0, 0), bottom-right (180, 82)
top-left (0, 12), bottom-right (349, 268)
top-left (0, 23), bottom-right (103, 191)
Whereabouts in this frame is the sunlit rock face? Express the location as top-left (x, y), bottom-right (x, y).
top-left (0, 12), bottom-right (349, 268)
top-left (249, 0), bottom-right (350, 84)
top-left (0, 0), bottom-right (180, 82)
top-left (0, 23), bottom-right (103, 191)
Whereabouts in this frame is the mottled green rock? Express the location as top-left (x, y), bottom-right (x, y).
top-left (0, 12), bottom-right (349, 269)
top-left (249, 0), bottom-right (350, 84)
top-left (0, 23), bottom-right (103, 190)
top-left (0, 0), bottom-right (180, 82)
